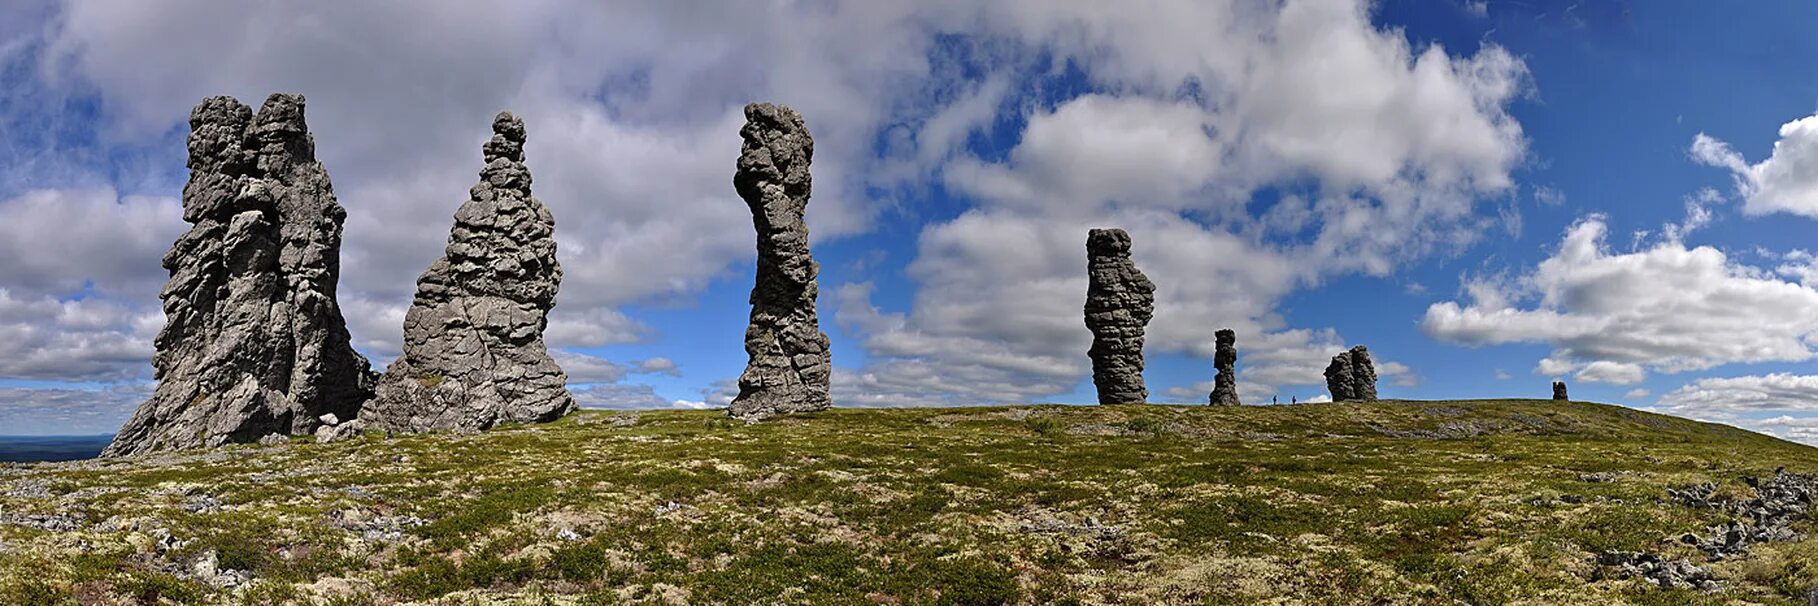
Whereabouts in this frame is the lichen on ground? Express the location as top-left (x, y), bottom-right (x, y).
top-left (4, 399), bottom-right (1818, 605)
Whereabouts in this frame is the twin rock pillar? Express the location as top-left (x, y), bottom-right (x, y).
top-left (1324, 345), bottom-right (1379, 402)
top-left (105, 94), bottom-right (373, 457)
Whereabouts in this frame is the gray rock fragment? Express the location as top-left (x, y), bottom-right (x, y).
top-left (1595, 550), bottom-right (1718, 591)
top-left (1552, 380), bottom-right (1569, 401)
top-left (1323, 345), bottom-right (1378, 402)
top-left (1085, 228), bottom-right (1155, 405)
top-left (1208, 328), bottom-right (1240, 406)
top-left (727, 103), bottom-right (832, 420)
top-left (364, 112), bottom-right (575, 433)
top-left (104, 94), bottom-right (374, 457)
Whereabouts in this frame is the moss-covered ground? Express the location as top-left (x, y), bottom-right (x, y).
top-left (4, 399), bottom-right (1818, 604)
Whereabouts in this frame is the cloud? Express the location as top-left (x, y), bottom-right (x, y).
top-left (1624, 388), bottom-right (1650, 400)
top-left (0, 289), bottom-right (158, 381)
top-left (1575, 360), bottom-right (1645, 386)
top-left (1423, 216), bottom-right (1818, 378)
top-left (0, 383), bottom-right (148, 435)
top-left (634, 357), bottom-right (681, 376)
top-left (1655, 374), bottom-right (1818, 444)
top-left (571, 383), bottom-right (670, 410)
top-left (828, 0), bottom-right (1527, 406)
top-left (0, 188), bottom-right (183, 300)
top-left (3, 1), bottom-right (1527, 410)
top-left (1691, 112), bottom-right (1818, 217)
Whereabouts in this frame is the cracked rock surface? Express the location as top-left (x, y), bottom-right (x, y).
top-left (727, 103), bottom-right (832, 421)
top-left (105, 94), bottom-right (372, 457)
top-left (1084, 228), bottom-right (1155, 405)
top-left (365, 112), bottom-right (574, 433)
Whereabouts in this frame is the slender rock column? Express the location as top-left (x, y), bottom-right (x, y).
top-left (1208, 328), bottom-right (1240, 406)
top-left (364, 112), bottom-right (575, 433)
top-left (1085, 228), bottom-right (1155, 404)
top-left (727, 103), bottom-right (832, 420)
top-left (1552, 381), bottom-right (1569, 401)
top-left (105, 94), bottom-right (373, 457)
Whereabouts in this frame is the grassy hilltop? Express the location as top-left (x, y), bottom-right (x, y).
top-left (4, 400), bottom-right (1818, 605)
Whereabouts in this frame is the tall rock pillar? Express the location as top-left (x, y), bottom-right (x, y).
top-left (105, 94), bottom-right (373, 457)
top-left (1085, 228), bottom-right (1155, 405)
top-left (365, 112), bottom-right (575, 433)
top-left (1208, 328), bottom-right (1240, 406)
top-left (727, 103), bottom-right (832, 420)
top-left (1552, 381), bottom-right (1569, 401)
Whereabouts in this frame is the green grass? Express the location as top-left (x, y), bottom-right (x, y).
top-left (3, 399), bottom-right (1818, 604)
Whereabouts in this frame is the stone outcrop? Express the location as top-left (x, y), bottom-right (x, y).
top-left (104, 94), bottom-right (373, 457)
top-left (1323, 345), bottom-right (1378, 402)
top-left (1085, 228), bottom-right (1155, 405)
top-left (1552, 381), bottom-right (1569, 401)
top-left (363, 112), bottom-right (574, 433)
top-left (727, 103), bottom-right (832, 420)
top-left (1208, 329), bottom-right (1240, 406)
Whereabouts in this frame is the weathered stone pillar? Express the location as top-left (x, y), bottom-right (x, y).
top-left (365, 112), bottom-right (575, 433)
top-left (1085, 228), bottom-right (1155, 405)
top-left (1209, 328), bottom-right (1240, 406)
top-left (727, 103), bottom-right (832, 420)
top-left (1323, 345), bottom-right (1378, 403)
top-left (105, 94), bottom-right (373, 457)
top-left (1552, 381), bottom-right (1569, 401)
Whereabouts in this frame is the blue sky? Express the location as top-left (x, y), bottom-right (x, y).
top-left (5, 1), bottom-right (1818, 442)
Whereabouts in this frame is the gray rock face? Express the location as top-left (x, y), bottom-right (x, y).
top-left (364, 112), bottom-right (575, 433)
top-left (1208, 328), bottom-right (1240, 406)
top-left (1085, 228), bottom-right (1155, 405)
top-left (1323, 345), bottom-right (1378, 402)
top-left (1552, 381), bottom-right (1568, 401)
top-left (104, 94), bottom-right (373, 457)
top-left (727, 103), bottom-right (832, 420)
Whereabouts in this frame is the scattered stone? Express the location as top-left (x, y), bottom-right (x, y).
top-left (1671, 470), bottom-right (1818, 560)
top-left (1595, 550), bottom-right (1718, 591)
top-left (365, 112), bottom-right (575, 433)
top-left (1553, 380), bottom-right (1569, 401)
top-left (1208, 329), bottom-right (1240, 406)
top-left (315, 418), bottom-right (368, 444)
top-left (555, 527), bottom-right (582, 542)
top-left (182, 493), bottom-right (222, 514)
top-left (105, 94), bottom-right (374, 457)
top-left (1323, 346), bottom-right (1378, 402)
top-left (1084, 228), bottom-right (1155, 405)
top-left (257, 434), bottom-right (287, 446)
top-left (0, 512), bottom-right (84, 532)
top-left (1577, 471), bottom-right (1624, 483)
top-left (327, 508), bottom-right (424, 543)
top-left (727, 103), bottom-right (832, 421)
top-left (2, 478), bottom-right (51, 499)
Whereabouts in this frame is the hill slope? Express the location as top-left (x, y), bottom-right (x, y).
top-left (4, 400), bottom-right (1818, 605)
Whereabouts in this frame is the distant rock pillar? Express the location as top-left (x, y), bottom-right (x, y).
top-left (727, 103), bottom-right (832, 421)
top-left (365, 112), bottom-right (575, 433)
top-left (1324, 345), bottom-right (1379, 402)
top-left (1552, 381), bottom-right (1569, 401)
top-left (1209, 328), bottom-right (1240, 406)
top-left (103, 94), bottom-right (374, 457)
top-left (1085, 228), bottom-right (1155, 404)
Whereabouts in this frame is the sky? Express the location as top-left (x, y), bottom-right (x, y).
top-left (4, 1), bottom-right (1818, 443)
